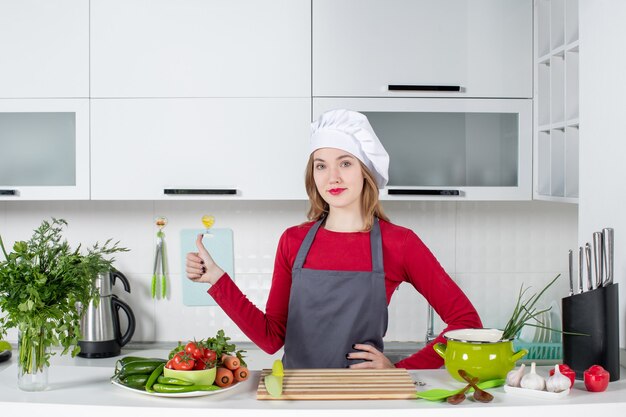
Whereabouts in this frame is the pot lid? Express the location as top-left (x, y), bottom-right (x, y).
top-left (443, 328), bottom-right (507, 343)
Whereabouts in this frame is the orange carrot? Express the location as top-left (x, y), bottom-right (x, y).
top-left (233, 366), bottom-right (249, 382)
top-left (215, 367), bottom-right (234, 387)
top-left (222, 354), bottom-right (240, 370)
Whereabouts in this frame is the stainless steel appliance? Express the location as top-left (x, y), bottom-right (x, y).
top-left (78, 269), bottom-right (135, 358)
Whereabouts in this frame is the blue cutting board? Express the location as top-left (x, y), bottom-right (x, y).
top-left (180, 228), bottom-right (234, 306)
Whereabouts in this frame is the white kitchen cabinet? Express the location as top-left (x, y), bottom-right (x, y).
top-left (314, 97), bottom-right (532, 200)
top-left (313, 0), bottom-right (532, 98)
top-left (0, 0), bottom-right (89, 98)
top-left (90, 98), bottom-right (310, 200)
top-left (534, 0), bottom-right (579, 203)
top-left (90, 0), bottom-right (310, 98)
top-left (0, 99), bottom-right (90, 200)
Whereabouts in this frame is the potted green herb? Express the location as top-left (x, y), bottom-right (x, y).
top-left (0, 218), bottom-right (128, 391)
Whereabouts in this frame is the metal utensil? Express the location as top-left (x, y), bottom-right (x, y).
top-left (593, 232), bottom-right (604, 289)
top-left (602, 228), bottom-right (614, 286)
top-left (578, 246), bottom-right (584, 293)
top-left (585, 243), bottom-right (593, 291)
top-left (568, 249), bottom-right (574, 296)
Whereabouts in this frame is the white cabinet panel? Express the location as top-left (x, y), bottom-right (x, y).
top-left (91, 0), bottom-right (310, 98)
top-left (313, 0), bottom-right (532, 98)
top-left (0, 99), bottom-right (90, 200)
top-left (0, 0), bottom-right (89, 98)
top-left (91, 98), bottom-right (310, 200)
top-left (314, 97), bottom-right (532, 200)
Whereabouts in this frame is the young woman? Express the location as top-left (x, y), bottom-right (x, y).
top-left (186, 109), bottom-right (482, 369)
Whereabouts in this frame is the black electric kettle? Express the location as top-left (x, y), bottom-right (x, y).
top-left (78, 269), bottom-right (136, 358)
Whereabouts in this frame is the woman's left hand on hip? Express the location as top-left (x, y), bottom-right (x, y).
top-left (347, 343), bottom-right (395, 369)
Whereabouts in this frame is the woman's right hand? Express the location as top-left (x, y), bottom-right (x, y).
top-left (185, 234), bottom-right (225, 285)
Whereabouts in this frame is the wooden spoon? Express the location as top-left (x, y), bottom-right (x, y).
top-left (458, 370), bottom-right (495, 403)
top-left (446, 380), bottom-right (474, 405)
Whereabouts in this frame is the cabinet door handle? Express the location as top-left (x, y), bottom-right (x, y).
top-left (163, 189), bottom-right (237, 195)
top-left (388, 189), bottom-right (460, 196)
top-left (388, 85), bottom-right (461, 92)
top-left (0, 189), bottom-right (18, 196)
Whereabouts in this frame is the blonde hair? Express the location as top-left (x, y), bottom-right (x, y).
top-left (304, 154), bottom-right (389, 231)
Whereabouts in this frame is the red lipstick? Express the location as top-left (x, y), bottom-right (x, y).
top-left (328, 188), bottom-right (346, 195)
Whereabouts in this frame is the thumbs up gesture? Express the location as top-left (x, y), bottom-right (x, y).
top-left (185, 234), bottom-right (224, 285)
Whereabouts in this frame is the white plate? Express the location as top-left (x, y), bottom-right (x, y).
top-left (504, 384), bottom-right (570, 399)
top-left (111, 378), bottom-right (240, 398)
top-left (542, 310), bottom-right (552, 343)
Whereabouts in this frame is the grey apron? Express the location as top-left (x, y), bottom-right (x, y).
top-left (283, 217), bottom-right (388, 368)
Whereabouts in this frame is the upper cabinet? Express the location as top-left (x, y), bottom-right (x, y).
top-left (0, 99), bottom-right (90, 200)
top-left (0, 0), bottom-right (89, 98)
top-left (90, 0), bottom-right (311, 98)
top-left (90, 98), bottom-right (310, 200)
top-left (313, 0), bottom-right (532, 98)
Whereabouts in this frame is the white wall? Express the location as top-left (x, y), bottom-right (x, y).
top-left (579, 1), bottom-right (626, 348)
top-left (0, 200), bottom-right (577, 345)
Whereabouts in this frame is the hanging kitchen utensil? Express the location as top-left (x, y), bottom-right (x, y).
top-left (151, 216), bottom-right (168, 299)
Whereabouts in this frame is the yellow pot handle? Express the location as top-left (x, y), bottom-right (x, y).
top-left (433, 342), bottom-right (447, 359)
top-left (511, 348), bottom-right (528, 363)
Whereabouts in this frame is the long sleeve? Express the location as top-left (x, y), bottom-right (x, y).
top-left (393, 230), bottom-right (482, 369)
top-left (207, 229), bottom-right (295, 354)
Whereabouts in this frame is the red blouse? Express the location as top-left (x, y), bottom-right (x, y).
top-left (208, 219), bottom-right (482, 369)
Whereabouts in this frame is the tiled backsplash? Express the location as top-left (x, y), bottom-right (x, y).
top-left (0, 200), bottom-right (577, 345)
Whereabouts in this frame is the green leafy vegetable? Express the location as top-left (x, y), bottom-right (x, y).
top-left (0, 218), bottom-right (128, 375)
top-left (501, 274), bottom-right (560, 340)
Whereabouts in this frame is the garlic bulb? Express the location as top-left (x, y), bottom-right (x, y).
top-left (506, 364), bottom-right (526, 387)
top-left (520, 362), bottom-right (546, 391)
top-left (546, 364), bottom-right (571, 393)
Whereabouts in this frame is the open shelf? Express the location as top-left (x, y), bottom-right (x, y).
top-left (534, 0), bottom-right (579, 204)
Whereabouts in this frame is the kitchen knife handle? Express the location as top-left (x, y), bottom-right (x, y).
top-left (388, 85), bottom-right (462, 92)
top-left (593, 232), bottom-right (604, 288)
top-left (585, 243), bottom-right (593, 291)
top-left (387, 189), bottom-right (460, 196)
top-left (164, 189), bottom-right (237, 195)
top-left (578, 246), bottom-right (584, 294)
top-left (568, 249), bottom-right (574, 296)
top-left (0, 189), bottom-right (18, 196)
top-left (602, 228), bottom-right (614, 286)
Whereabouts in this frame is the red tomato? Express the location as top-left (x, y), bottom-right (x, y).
top-left (165, 359), bottom-right (175, 369)
top-left (549, 364), bottom-right (576, 388)
top-left (193, 358), bottom-right (207, 370)
top-left (584, 365), bottom-right (610, 392)
top-left (185, 342), bottom-right (203, 360)
top-left (173, 351), bottom-right (195, 371)
top-left (203, 348), bottom-right (217, 363)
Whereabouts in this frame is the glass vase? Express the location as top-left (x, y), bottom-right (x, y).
top-left (17, 327), bottom-right (49, 391)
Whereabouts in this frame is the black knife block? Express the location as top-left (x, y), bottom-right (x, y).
top-left (562, 283), bottom-right (620, 381)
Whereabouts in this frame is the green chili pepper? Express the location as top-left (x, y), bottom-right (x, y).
top-left (152, 383), bottom-right (221, 393)
top-left (157, 376), bottom-right (193, 386)
top-left (145, 363), bottom-right (165, 393)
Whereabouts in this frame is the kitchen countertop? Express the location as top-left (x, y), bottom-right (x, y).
top-left (1, 346), bottom-right (626, 417)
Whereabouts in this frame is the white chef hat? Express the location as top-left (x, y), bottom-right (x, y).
top-left (310, 109), bottom-right (389, 188)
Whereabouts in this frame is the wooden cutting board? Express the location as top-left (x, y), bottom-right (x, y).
top-left (256, 368), bottom-right (417, 400)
